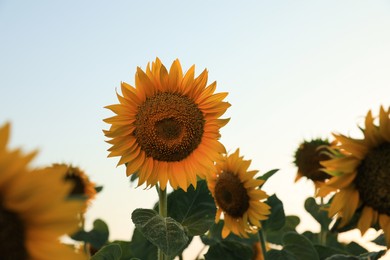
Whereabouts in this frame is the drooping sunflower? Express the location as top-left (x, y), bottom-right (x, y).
top-left (50, 164), bottom-right (97, 213)
top-left (207, 149), bottom-right (270, 238)
top-left (317, 106), bottom-right (390, 247)
top-left (293, 138), bottom-right (334, 190)
top-left (0, 123), bottom-right (86, 260)
top-left (104, 58), bottom-right (230, 191)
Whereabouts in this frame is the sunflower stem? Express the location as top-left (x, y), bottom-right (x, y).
top-left (157, 186), bottom-right (168, 260)
top-left (258, 228), bottom-right (268, 260)
top-left (319, 197), bottom-right (327, 245)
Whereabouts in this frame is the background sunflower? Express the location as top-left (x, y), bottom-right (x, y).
top-left (318, 106), bottom-right (390, 247)
top-left (0, 123), bottom-right (87, 260)
top-left (207, 149), bottom-right (270, 238)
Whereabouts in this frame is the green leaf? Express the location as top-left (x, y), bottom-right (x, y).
top-left (95, 186), bottom-right (103, 193)
top-left (324, 255), bottom-right (358, 260)
top-left (314, 245), bottom-right (349, 259)
top-left (204, 240), bottom-right (254, 260)
top-left (91, 244), bottom-right (122, 260)
top-left (282, 232), bottom-right (320, 260)
top-left (165, 180), bottom-right (216, 236)
top-left (304, 197), bottom-right (332, 230)
top-left (357, 250), bottom-right (387, 260)
top-left (265, 215), bottom-right (300, 245)
top-left (110, 241), bottom-right (134, 260)
top-left (127, 228), bottom-right (157, 260)
top-left (343, 242), bottom-right (367, 256)
top-left (262, 194), bottom-right (285, 231)
top-left (71, 219), bottom-right (109, 249)
top-left (257, 169), bottom-right (279, 183)
top-left (131, 209), bottom-right (188, 258)
top-left (371, 234), bottom-right (386, 246)
top-left (266, 249), bottom-right (297, 260)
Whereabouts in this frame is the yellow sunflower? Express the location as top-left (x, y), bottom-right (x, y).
top-left (50, 164), bottom-right (97, 213)
top-left (104, 58), bottom-right (230, 191)
top-left (293, 139), bottom-right (334, 190)
top-left (0, 123), bottom-right (86, 260)
top-left (207, 149), bottom-right (270, 238)
top-left (317, 106), bottom-right (390, 247)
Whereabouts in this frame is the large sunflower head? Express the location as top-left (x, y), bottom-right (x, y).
top-left (0, 123), bottom-right (86, 260)
top-left (51, 163), bottom-right (97, 212)
top-left (104, 58), bottom-right (230, 191)
top-left (317, 106), bottom-right (390, 247)
top-left (293, 138), bottom-right (334, 189)
top-left (207, 149), bottom-right (270, 238)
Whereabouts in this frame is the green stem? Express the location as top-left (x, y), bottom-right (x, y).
top-left (258, 229), bottom-right (268, 260)
top-left (319, 197), bottom-right (327, 245)
top-left (157, 186), bottom-right (168, 260)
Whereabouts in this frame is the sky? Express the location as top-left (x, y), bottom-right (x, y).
top-left (1, 0), bottom-right (390, 257)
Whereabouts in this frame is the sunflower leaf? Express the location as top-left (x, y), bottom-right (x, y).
top-left (262, 194), bottom-right (286, 231)
top-left (71, 219), bottom-right (109, 249)
top-left (91, 244), bottom-right (122, 260)
top-left (282, 232), bottom-right (320, 260)
top-left (304, 197), bottom-right (332, 230)
top-left (324, 250), bottom-right (386, 260)
top-left (266, 249), bottom-right (297, 260)
top-left (95, 186), bottom-right (103, 193)
top-left (131, 208), bottom-right (188, 258)
top-left (204, 240), bottom-right (254, 260)
top-left (162, 180), bottom-right (216, 236)
top-left (257, 169), bottom-right (279, 183)
top-left (265, 215), bottom-right (300, 245)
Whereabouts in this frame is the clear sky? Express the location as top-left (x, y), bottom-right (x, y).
top-left (1, 0), bottom-right (390, 256)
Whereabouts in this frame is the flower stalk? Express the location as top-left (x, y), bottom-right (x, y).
top-left (258, 229), bottom-right (268, 260)
top-left (158, 186), bottom-right (168, 260)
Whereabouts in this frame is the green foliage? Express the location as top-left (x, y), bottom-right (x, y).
top-left (372, 234), bottom-right (386, 246)
top-left (304, 197), bottom-right (332, 230)
top-left (282, 232), bottom-right (320, 260)
top-left (204, 240), bottom-right (254, 260)
top-left (95, 186), bottom-right (103, 193)
top-left (265, 215), bottom-right (300, 245)
top-left (90, 244), bottom-right (122, 260)
top-left (266, 249), bottom-right (297, 260)
top-left (71, 219), bottom-right (109, 249)
top-left (201, 221), bottom-right (257, 259)
top-left (131, 208), bottom-right (189, 258)
top-left (126, 228), bottom-right (157, 260)
top-left (165, 180), bottom-right (216, 236)
top-left (324, 250), bottom-right (386, 260)
top-left (257, 169), bottom-right (279, 183)
top-left (262, 194), bottom-right (286, 231)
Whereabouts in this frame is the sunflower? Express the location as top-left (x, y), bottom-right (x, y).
top-left (0, 123), bottom-right (86, 260)
top-left (293, 139), bottom-right (334, 190)
top-left (104, 58), bottom-right (230, 191)
top-left (317, 106), bottom-right (390, 247)
top-left (51, 164), bottom-right (97, 212)
top-left (207, 149), bottom-right (270, 238)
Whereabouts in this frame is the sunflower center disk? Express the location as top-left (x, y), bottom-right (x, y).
top-left (0, 203), bottom-right (27, 259)
top-left (295, 141), bottom-right (331, 181)
top-left (214, 172), bottom-right (250, 218)
top-left (355, 142), bottom-right (390, 215)
top-left (135, 92), bottom-right (205, 162)
top-left (64, 174), bottom-right (85, 196)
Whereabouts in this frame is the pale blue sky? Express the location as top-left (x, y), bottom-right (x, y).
top-left (1, 0), bottom-right (390, 254)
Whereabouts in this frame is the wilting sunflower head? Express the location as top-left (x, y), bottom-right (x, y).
top-left (207, 149), bottom-right (270, 238)
top-left (293, 138), bottom-right (333, 185)
top-left (318, 106), bottom-right (390, 247)
top-left (104, 58), bottom-right (230, 191)
top-left (0, 123), bottom-right (87, 260)
top-left (51, 163), bottom-right (97, 212)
